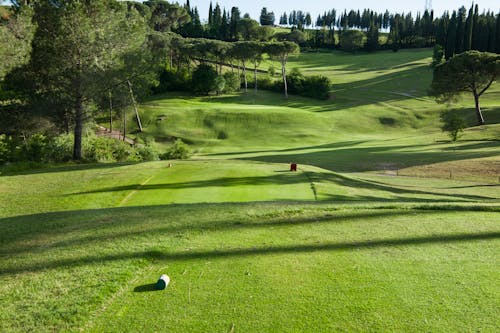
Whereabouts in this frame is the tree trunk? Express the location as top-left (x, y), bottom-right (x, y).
top-left (254, 62), bottom-right (258, 94)
top-left (73, 83), bottom-right (83, 160)
top-left (281, 59), bottom-right (288, 98)
top-left (242, 60), bottom-right (247, 92)
top-left (473, 91), bottom-right (485, 125)
top-left (109, 90), bottom-right (113, 132)
top-left (127, 80), bottom-right (142, 132)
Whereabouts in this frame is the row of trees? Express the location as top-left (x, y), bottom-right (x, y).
top-left (181, 2), bottom-right (499, 53)
top-left (437, 5), bottom-right (500, 60)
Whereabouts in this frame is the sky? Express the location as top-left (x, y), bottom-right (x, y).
top-left (184, 0), bottom-right (500, 22)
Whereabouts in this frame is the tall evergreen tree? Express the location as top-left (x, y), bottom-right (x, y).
top-left (464, 4), bottom-right (474, 51)
top-left (20, 0), bottom-right (149, 159)
top-left (445, 11), bottom-right (457, 59)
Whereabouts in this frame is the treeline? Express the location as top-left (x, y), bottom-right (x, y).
top-left (156, 37), bottom-right (330, 100)
top-left (177, 1), bottom-right (499, 53)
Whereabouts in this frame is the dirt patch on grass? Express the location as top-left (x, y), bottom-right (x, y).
top-left (398, 160), bottom-right (500, 182)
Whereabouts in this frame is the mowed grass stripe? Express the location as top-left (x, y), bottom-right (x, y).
top-left (123, 160), bottom-right (316, 206)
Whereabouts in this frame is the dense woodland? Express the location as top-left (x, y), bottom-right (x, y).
top-left (0, 0), bottom-right (499, 163)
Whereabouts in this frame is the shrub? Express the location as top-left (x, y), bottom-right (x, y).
top-left (223, 72), bottom-right (240, 93)
top-left (0, 134), bottom-right (10, 164)
top-left (191, 64), bottom-right (218, 95)
top-left (441, 111), bottom-right (467, 141)
top-left (155, 68), bottom-right (191, 93)
top-left (161, 139), bottom-right (190, 160)
top-left (214, 76), bottom-right (226, 94)
top-left (302, 75), bottom-right (331, 100)
top-left (21, 134), bottom-right (48, 162)
top-left (136, 144), bottom-right (159, 161)
top-left (286, 68), bottom-right (305, 95)
top-left (44, 134), bottom-right (73, 162)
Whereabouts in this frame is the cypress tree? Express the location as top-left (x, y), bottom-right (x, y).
top-left (472, 4), bottom-right (479, 50)
top-left (445, 11), bottom-right (457, 59)
top-left (496, 12), bottom-right (500, 53)
top-left (208, 2), bottom-right (213, 26)
top-left (455, 6), bottom-right (466, 53)
top-left (464, 4), bottom-right (473, 50)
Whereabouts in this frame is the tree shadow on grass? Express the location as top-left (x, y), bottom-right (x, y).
top-left (0, 162), bottom-right (138, 177)
top-left (0, 208), bottom-right (437, 257)
top-left (1, 230), bottom-right (498, 276)
top-left (238, 141), bottom-right (500, 173)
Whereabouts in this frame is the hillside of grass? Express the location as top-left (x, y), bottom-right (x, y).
top-left (1, 48), bottom-right (499, 332)
top-left (124, 49), bottom-right (499, 182)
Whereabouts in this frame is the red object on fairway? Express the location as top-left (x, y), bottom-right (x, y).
top-left (290, 163), bottom-right (297, 172)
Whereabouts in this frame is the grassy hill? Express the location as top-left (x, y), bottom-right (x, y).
top-left (1, 48), bottom-right (499, 332)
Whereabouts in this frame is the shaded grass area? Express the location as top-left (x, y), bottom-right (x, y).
top-left (0, 202), bottom-right (498, 332)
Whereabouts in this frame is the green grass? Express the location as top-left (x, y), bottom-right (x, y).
top-left (2, 47), bottom-right (499, 332)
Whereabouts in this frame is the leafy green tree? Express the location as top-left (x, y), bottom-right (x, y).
top-left (0, 6), bottom-right (34, 79)
top-left (264, 41), bottom-right (300, 98)
top-left (259, 7), bottom-right (275, 26)
top-left (440, 111), bottom-right (466, 141)
top-left (340, 30), bottom-right (365, 53)
top-left (144, 0), bottom-right (190, 32)
top-left (231, 41), bottom-right (254, 92)
top-left (191, 63), bottom-right (218, 95)
top-left (237, 18), bottom-right (259, 41)
top-left (431, 51), bottom-right (500, 125)
top-left (366, 23), bottom-right (379, 52)
top-left (15, 0), bottom-right (149, 160)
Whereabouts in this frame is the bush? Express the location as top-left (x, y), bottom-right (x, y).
top-left (214, 76), bottom-right (226, 94)
top-left (441, 111), bottom-right (467, 141)
top-left (191, 64), bottom-right (218, 95)
top-left (286, 68), bottom-right (305, 95)
top-left (155, 68), bottom-right (191, 93)
top-left (0, 134), bottom-right (10, 164)
top-left (21, 134), bottom-right (48, 162)
top-left (83, 136), bottom-right (137, 162)
top-left (44, 134), bottom-right (73, 162)
top-left (223, 72), bottom-right (240, 93)
top-left (136, 144), bottom-right (159, 161)
top-left (302, 75), bottom-right (331, 100)
top-left (161, 139), bottom-right (190, 160)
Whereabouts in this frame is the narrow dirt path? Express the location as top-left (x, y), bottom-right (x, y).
top-left (96, 125), bottom-right (136, 145)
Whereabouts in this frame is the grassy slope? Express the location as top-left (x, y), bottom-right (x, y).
top-left (134, 49), bottom-right (498, 182)
top-left (1, 48), bottom-right (499, 332)
top-left (0, 162), bottom-right (499, 332)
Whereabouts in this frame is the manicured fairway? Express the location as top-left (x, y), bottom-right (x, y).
top-left (1, 47), bottom-right (499, 332)
top-left (1, 161), bottom-right (499, 332)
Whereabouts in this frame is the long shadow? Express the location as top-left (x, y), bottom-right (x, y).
top-left (1, 209), bottom-right (436, 256)
top-left (0, 162), bottom-right (137, 177)
top-left (239, 141), bottom-right (500, 173)
top-left (71, 173), bottom-right (311, 195)
top-left (204, 140), bottom-right (368, 158)
top-left (1, 231), bottom-right (498, 276)
top-left (68, 170), bottom-right (496, 201)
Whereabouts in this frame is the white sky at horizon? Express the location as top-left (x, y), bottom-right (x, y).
top-left (184, 1), bottom-right (499, 23)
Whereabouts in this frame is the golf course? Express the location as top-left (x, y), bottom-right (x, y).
top-left (1, 48), bottom-right (499, 332)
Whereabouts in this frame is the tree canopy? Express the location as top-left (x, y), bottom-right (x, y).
top-left (430, 51), bottom-right (500, 125)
